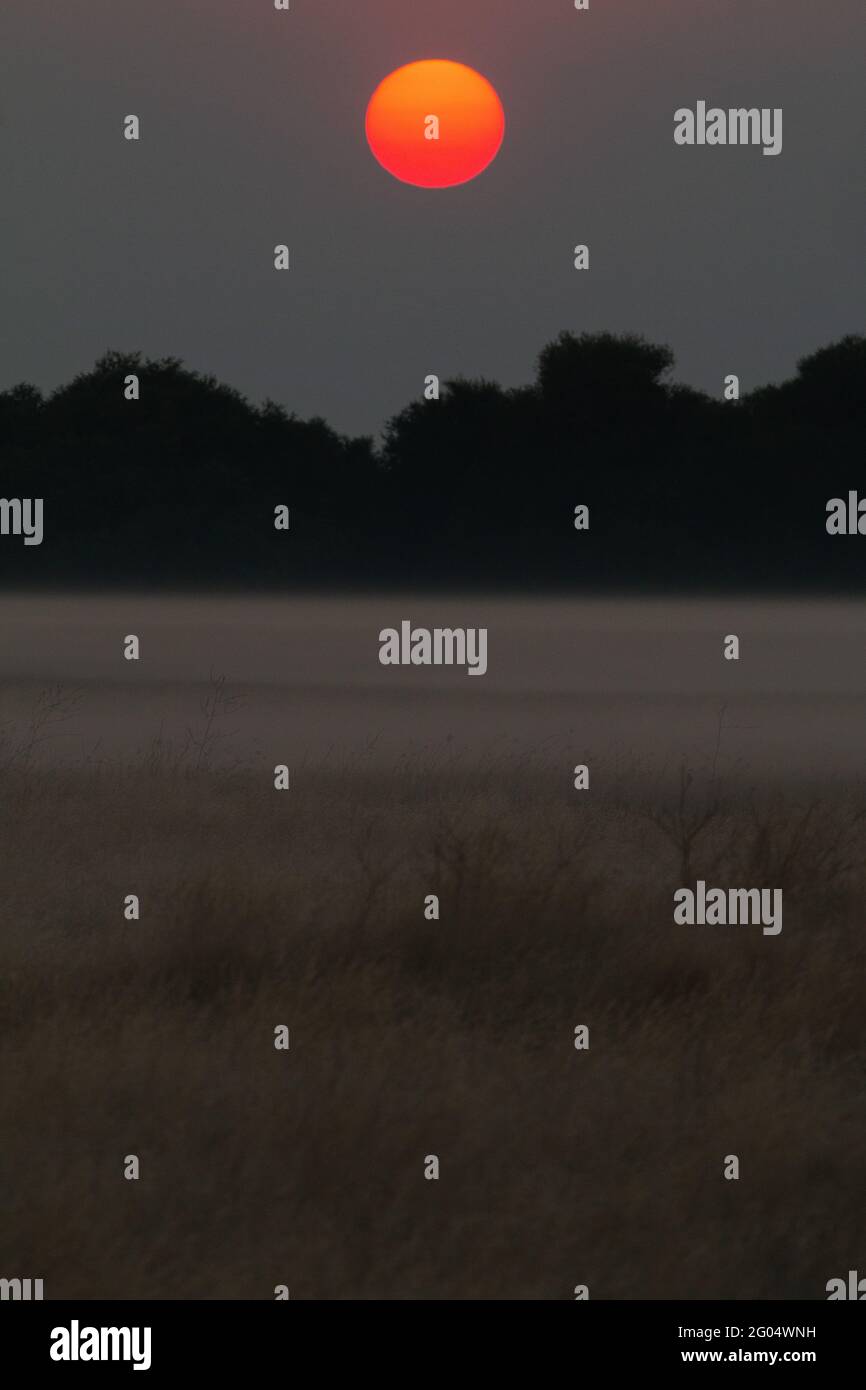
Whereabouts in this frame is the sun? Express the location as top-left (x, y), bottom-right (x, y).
top-left (365, 60), bottom-right (505, 189)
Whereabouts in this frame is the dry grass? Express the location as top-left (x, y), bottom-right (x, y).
top-left (0, 706), bottom-right (864, 1299)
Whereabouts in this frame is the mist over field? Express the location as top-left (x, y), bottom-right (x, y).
top-left (2, 594), bottom-right (866, 777)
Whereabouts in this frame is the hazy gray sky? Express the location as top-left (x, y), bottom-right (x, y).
top-left (2, 0), bottom-right (863, 436)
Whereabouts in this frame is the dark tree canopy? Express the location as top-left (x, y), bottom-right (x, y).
top-left (0, 333), bottom-right (863, 590)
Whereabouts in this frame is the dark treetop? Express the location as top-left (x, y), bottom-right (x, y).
top-left (1, 332), bottom-right (864, 592)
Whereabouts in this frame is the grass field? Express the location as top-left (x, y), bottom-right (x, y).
top-left (1, 689), bottom-right (863, 1299)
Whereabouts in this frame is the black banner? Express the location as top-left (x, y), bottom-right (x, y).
top-left (1, 1301), bottom-right (860, 1377)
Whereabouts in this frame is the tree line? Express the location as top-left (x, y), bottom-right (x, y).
top-left (1, 332), bottom-right (864, 590)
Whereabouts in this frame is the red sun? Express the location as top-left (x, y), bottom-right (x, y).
top-left (365, 60), bottom-right (505, 189)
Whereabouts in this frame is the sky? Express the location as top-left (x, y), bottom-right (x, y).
top-left (2, 0), bottom-right (863, 437)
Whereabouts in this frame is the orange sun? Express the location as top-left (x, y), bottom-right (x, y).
top-left (365, 60), bottom-right (505, 189)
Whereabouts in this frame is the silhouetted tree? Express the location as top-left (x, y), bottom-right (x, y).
top-left (0, 333), bottom-right (862, 590)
